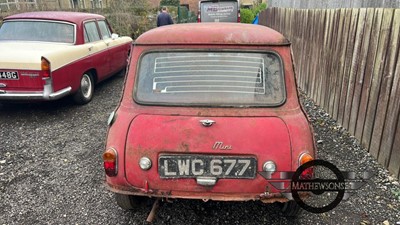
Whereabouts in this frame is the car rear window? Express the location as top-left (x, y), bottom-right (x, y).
top-left (134, 51), bottom-right (286, 107)
top-left (0, 20), bottom-right (75, 43)
top-left (200, 0), bottom-right (239, 23)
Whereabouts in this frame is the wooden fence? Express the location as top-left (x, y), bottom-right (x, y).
top-left (259, 8), bottom-right (400, 179)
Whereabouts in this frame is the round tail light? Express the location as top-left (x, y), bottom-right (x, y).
top-left (103, 148), bottom-right (118, 177)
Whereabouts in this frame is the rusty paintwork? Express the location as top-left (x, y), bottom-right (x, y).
top-left (104, 23), bottom-right (315, 204)
top-left (135, 23), bottom-right (289, 46)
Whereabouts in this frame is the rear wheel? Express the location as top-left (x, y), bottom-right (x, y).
top-left (73, 73), bottom-right (94, 105)
top-left (278, 200), bottom-right (301, 216)
top-left (115, 193), bottom-right (146, 210)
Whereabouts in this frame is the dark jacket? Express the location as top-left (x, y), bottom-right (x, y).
top-left (157, 12), bottom-right (173, 27)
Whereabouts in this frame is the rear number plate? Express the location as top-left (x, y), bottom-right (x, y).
top-left (159, 155), bottom-right (256, 178)
top-left (0, 71), bottom-right (19, 80)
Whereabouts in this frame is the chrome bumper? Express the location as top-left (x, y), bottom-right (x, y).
top-left (0, 86), bottom-right (72, 100)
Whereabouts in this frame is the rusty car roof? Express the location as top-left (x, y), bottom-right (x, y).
top-left (4, 11), bottom-right (104, 24)
top-left (135, 23), bottom-right (289, 46)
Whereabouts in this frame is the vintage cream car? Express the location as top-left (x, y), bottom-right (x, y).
top-left (0, 11), bottom-right (132, 104)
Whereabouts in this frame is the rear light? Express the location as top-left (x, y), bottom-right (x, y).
top-left (298, 153), bottom-right (313, 179)
top-left (197, 11), bottom-right (201, 22)
top-left (41, 57), bottom-right (51, 78)
top-left (103, 148), bottom-right (118, 177)
top-left (299, 153), bottom-right (313, 165)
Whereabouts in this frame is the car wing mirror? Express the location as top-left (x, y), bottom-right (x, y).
top-left (111, 33), bottom-right (119, 40)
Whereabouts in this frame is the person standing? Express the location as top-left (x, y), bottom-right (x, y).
top-left (157, 6), bottom-right (174, 27)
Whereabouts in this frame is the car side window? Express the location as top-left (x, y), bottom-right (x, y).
top-left (84, 21), bottom-right (101, 43)
top-left (98, 20), bottom-right (111, 40)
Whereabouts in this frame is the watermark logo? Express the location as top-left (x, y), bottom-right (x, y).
top-left (259, 159), bottom-right (373, 213)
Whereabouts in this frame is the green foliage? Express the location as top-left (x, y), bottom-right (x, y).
top-left (160, 0), bottom-right (180, 7)
top-left (254, 3), bottom-right (267, 14)
top-left (103, 0), bottom-right (154, 38)
top-left (240, 8), bottom-right (254, 24)
top-left (240, 2), bottom-right (267, 24)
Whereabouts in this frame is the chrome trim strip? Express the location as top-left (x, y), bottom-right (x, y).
top-left (0, 86), bottom-right (71, 100)
top-left (49, 87), bottom-right (72, 99)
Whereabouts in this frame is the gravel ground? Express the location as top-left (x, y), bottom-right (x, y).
top-left (0, 76), bottom-right (399, 225)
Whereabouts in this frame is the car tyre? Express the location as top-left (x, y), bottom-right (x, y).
top-left (73, 72), bottom-right (94, 105)
top-left (279, 200), bottom-right (301, 217)
top-left (115, 193), bottom-right (145, 210)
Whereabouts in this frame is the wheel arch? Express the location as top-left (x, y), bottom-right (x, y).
top-left (85, 68), bottom-right (98, 84)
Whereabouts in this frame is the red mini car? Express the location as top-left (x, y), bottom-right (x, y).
top-left (0, 11), bottom-right (132, 104)
top-left (103, 23), bottom-right (315, 215)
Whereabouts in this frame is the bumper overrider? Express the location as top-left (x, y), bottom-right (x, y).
top-left (0, 82), bottom-right (71, 100)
